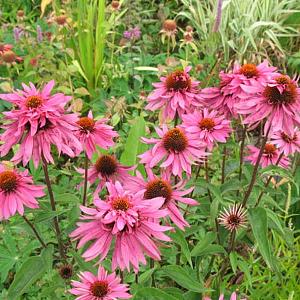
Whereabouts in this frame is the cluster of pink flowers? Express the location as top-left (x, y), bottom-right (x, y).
top-left (71, 181), bottom-right (171, 272)
top-left (2, 58), bottom-right (299, 299)
top-left (145, 63), bottom-right (300, 170)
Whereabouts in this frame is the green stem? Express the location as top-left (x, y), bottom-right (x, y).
top-left (254, 152), bottom-right (284, 207)
top-left (82, 153), bottom-right (89, 206)
top-left (227, 230), bottom-right (236, 253)
top-left (242, 125), bottom-right (271, 207)
top-left (221, 146), bottom-right (227, 184)
top-left (23, 215), bottom-right (47, 249)
top-left (237, 125), bottom-right (247, 196)
top-left (167, 36), bottom-right (170, 58)
top-left (42, 157), bottom-right (66, 260)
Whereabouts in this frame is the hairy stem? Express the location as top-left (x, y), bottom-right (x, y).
top-left (42, 157), bottom-right (66, 260)
top-left (23, 215), bottom-right (47, 249)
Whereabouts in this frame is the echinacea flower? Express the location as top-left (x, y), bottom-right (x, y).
top-left (76, 111), bottom-right (118, 159)
top-left (236, 75), bottom-right (300, 135)
top-left (0, 81), bottom-right (82, 167)
top-left (145, 67), bottom-right (200, 121)
top-left (160, 20), bottom-right (177, 47)
top-left (218, 204), bottom-right (247, 232)
top-left (59, 264), bottom-right (73, 280)
top-left (139, 125), bottom-right (207, 177)
top-left (125, 168), bottom-right (197, 229)
top-left (245, 143), bottom-right (289, 168)
top-left (55, 15), bottom-right (68, 26)
top-left (70, 265), bottom-right (131, 299)
top-left (271, 129), bottom-right (300, 155)
top-left (0, 164), bottom-right (44, 220)
top-left (111, 0), bottom-right (121, 11)
top-left (181, 108), bottom-right (232, 150)
top-left (70, 181), bottom-right (171, 272)
top-left (81, 154), bottom-right (134, 193)
top-left (17, 10), bottom-right (25, 18)
top-left (198, 61), bottom-right (277, 118)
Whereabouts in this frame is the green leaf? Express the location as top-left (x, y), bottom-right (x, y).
top-left (161, 265), bottom-right (206, 292)
top-left (138, 267), bottom-right (157, 284)
top-left (120, 116), bottom-right (146, 167)
top-left (193, 245), bottom-right (226, 257)
top-left (194, 179), bottom-right (223, 202)
top-left (248, 207), bottom-right (277, 270)
top-left (134, 287), bottom-right (180, 300)
top-left (0, 257), bottom-right (15, 282)
top-left (191, 232), bottom-right (216, 256)
top-left (70, 250), bottom-right (97, 273)
top-left (41, 245), bottom-right (54, 272)
top-left (162, 287), bottom-right (184, 300)
top-left (229, 251), bottom-right (238, 275)
top-left (7, 256), bottom-right (47, 299)
top-left (169, 229), bottom-right (192, 267)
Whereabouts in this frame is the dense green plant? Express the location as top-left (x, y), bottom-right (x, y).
top-left (0, 1), bottom-right (300, 300)
top-left (179, 0), bottom-right (300, 64)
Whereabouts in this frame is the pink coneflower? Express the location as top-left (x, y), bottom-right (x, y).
top-left (70, 181), bottom-right (171, 272)
top-left (11, 116), bottom-right (81, 167)
top-left (125, 168), bottom-right (197, 229)
top-left (181, 108), bottom-right (231, 150)
top-left (70, 265), bottom-right (131, 299)
top-left (0, 81), bottom-right (71, 136)
top-left (82, 154), bottom-right (134, 193)
top-left (236, 75), bottom-right (300, 135)
top-left (198, 61), bottom-right (277, 118)
top-left (245, 143), bottom-right (289, 168)
top-left (139, 125), bottom-right (207, 177)
top-left (0, 81), bottom-right (82, 167)
top-left (145, 67), bottom-right (200, 121)
top-left (0, 164), bottom-right (45, 220)
top-left (271, 129), bottom-right (300, 155)
top-left (218, 204), bottom-right (247, 232)
top-left (76, 111), bottom-right (118, 159)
